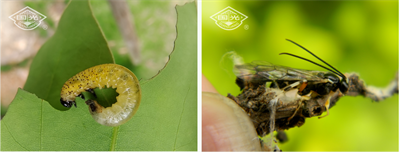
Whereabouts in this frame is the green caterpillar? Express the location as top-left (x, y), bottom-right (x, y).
top-left (60, 64), bottom-right (141, 127)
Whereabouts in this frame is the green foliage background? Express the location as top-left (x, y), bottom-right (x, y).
top-left (202, 1), bottom-right (398, 151)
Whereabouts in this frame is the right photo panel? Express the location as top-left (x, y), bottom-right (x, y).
top-left (202, 1), bottom-right (398, 151)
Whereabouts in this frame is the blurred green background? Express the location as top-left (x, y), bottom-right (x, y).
top-left (203, 0), bottom-right (398, 151)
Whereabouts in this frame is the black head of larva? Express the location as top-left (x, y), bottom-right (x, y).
top-left (60, 98), bottom-right (76, 108)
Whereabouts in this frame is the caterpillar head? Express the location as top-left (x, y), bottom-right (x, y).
top-left (60, 98), bottom-right (76, 108)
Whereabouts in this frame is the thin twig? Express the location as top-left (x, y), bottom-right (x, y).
top-left (108, 0), bottom-right (141, 65)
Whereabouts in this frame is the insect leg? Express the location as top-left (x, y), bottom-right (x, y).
top-left (287, 101), bottom-right (302, 123)
top-left (86, 88), bottom-right (97, 98)
top-left (282, 80), bottom-right (307, 91)
top-left (287, 92), bottom-right (311, 123)
top-left (298, 81), bottom-right (308, 92)
top-left (85, 99), bottom-right (100, 113)
top-left (77, 94), bottom-right (85, 100)
top-left (318, 91), bottom-right (335, 119)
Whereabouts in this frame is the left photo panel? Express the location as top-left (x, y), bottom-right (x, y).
top-left (1, 0), bottom-right (197, 151)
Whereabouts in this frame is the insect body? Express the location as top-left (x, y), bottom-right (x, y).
top-left (235, 39), bottom-right (349, 118)
top-left (60, 64), bottom-right (141, 127)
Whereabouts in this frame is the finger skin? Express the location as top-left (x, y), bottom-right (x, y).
top-left (202, 92), bottom-right (261, 151)
top-left (202, 74), bottom-right (218, 93)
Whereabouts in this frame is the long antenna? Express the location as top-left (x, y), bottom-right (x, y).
top-left (279, 52), bottom-right (342, 77)
top-left (285, 39), bottom-right (346, 78)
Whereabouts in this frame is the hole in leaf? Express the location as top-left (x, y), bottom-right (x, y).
top-left (81, 86), bottom-right (119, 108)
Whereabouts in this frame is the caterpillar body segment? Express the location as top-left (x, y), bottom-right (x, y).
top-left (60, 64), bottom-right (141, 127)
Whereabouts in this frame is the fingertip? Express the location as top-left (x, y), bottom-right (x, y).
top-left (202, 92), bottom-right (261, 151)
top-left (202, 74), bottom-right (218, 93)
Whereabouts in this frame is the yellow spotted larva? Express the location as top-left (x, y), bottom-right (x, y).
top-left (60, 64), bottom-right (141, 127)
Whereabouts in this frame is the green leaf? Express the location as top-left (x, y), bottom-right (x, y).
top-left (80, 87), bottom-right (119, 108)
top-left (23, 0), bottom-right (114, 110)
top-left (92, 87), bottom-right (119, 108)
top-left (2, 89), bottom-right (112, 151)
top-left (2, 0), bottom-right (197, 151)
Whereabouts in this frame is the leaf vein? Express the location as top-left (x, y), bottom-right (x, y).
top-left (40, 100), bottom-right (43, 150)
top-left (110, 126), bottom-right (119, 151)
top-left (173, 85), bottom-right (191, 150)
top-left (3, 121), bottom-right (28, 150)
